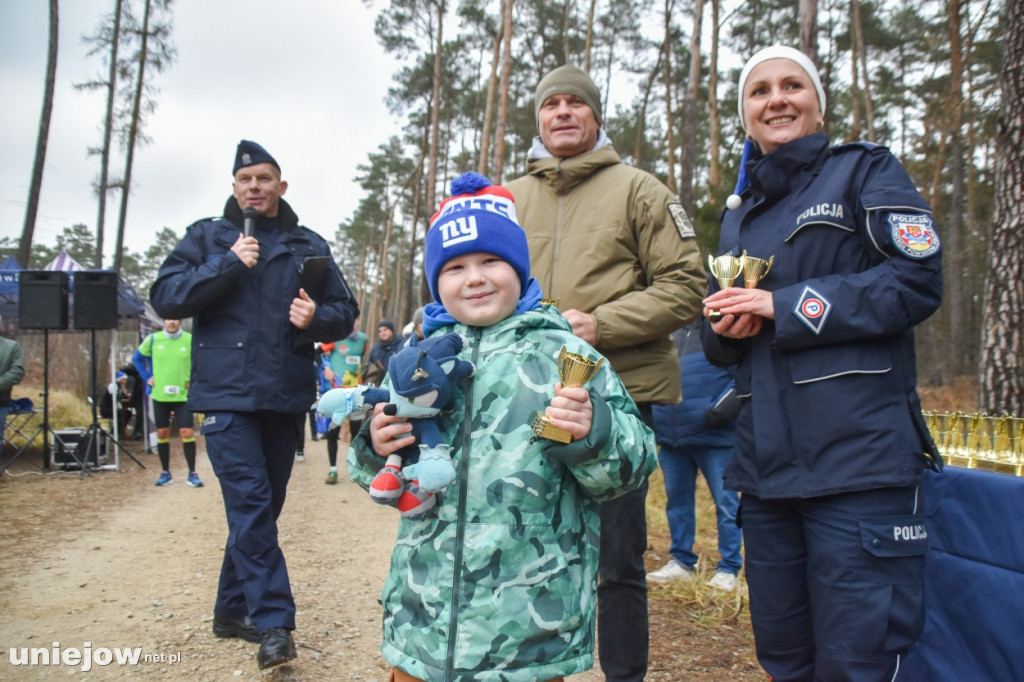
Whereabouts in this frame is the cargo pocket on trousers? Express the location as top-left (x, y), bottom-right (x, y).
top-left (854, 513), bottom-right (928, 651)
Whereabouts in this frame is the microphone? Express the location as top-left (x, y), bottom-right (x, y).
top-left (243, 206), bottom-right (258, 238)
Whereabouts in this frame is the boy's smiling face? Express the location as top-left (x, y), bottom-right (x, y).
top-left (437, 253), bottom-right (521, 328)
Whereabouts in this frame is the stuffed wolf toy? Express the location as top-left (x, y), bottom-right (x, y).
top-left (316, 332), bottom-right (474, 518)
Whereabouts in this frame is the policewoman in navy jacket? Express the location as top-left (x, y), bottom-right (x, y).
top-left (702, 47), bottom-right (942, 682)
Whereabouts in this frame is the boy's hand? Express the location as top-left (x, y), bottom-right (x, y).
top-left (544, 383), bottom-right (593, 441)
top-left (369, 402), bottom-right (415, 457)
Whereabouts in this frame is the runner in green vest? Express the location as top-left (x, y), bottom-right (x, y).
top-left (133, 319), bottom-right (200, 487)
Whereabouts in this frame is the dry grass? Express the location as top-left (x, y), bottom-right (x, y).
top-left (646, 466), bottom-right (752, 609)
top-left (4, 383), bottom-right (95, 449)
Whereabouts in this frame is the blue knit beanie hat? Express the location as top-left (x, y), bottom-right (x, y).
top-left (424, 172), bottom-right (530, 302)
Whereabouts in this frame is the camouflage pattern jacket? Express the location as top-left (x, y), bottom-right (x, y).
top-left (347, 304), bottom-right (657, 681)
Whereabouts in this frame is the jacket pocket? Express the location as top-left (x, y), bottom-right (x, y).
top-left (787, 340), bottom-right (891, 385)
top-left (194, 332), bottom-right (248, 391)
top-left (841, 512), bottom-right (928, 651)
top-left (198, 411), bottom-right (234, 437)
top-left (858, 513), bottom-right (929, 565)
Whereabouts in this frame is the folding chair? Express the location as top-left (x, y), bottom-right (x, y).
top-left (0, 397), bottom-right (42, 475)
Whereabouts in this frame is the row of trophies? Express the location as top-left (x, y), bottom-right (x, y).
top-left (707, 251), bottom-right (774, 320)
top-left (923, 412), bottom-right (1024, 477)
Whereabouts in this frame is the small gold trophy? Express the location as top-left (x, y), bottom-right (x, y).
top-left (707, 254), bottom-right (744, 320)
top-left (739, 251), bottom-right (774, 288)
top-left (531, 346), bottom-right (604, 443)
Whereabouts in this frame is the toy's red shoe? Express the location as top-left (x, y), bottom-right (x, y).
top-left (369, 463), bottom-right (404, 505)
top-left (397, 480), bottom-right (436, 519)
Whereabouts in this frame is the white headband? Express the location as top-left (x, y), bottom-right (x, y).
top-left (737, 46), bottom-right (826, 131)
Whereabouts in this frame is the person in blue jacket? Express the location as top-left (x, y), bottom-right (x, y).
top-left (702, 47), bottom-right (942, 682)
top-left (150, 140), bottom-right (358, 671)
top-left (647, 320), bottom-right (742, 591)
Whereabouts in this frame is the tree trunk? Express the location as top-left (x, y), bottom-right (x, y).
top-left (19, 0), bottom-right (59, 268)
top-left (979, 0), bottom-right (1024, 415)
top-left (584, 0), bottom-right (596, 72)
top-left (847, 1), bottom-right (863, 142)
top-left (492, 0), bottom-right (513, 182)
top-left (423, 0), bottom-right (445, 239)
top-left (662, 0), bottom-right (676, 191)
top-left (707, 0), bottom-right (721, 196)
top-left (477, 17), bottom-right (502, 177)
top-left (407, 132), bottom-right (427, 313)
top-left (634, 54), bottom-right (663, 166)
top-left (114, 0), bottom-right (153, 273)
top-left (947, 0), bottom-right (968, 378)
top-left (852, 0), bottom-right (875, 141)
top-left (679, 0), bottom-right (703, 211)
top-left (378, 204), bottom-right (396, 315)
top-left (798, 0), bottom-right (817, 60)
top-left (561, 0), bottom-right (571, 64)
top-left (94, 0), bottom-right (123, 268)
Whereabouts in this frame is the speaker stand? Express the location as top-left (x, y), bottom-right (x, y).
top-left (0, 420), bottom-right (83, 475)
top-left (86, 329), bottom-right (145, 474)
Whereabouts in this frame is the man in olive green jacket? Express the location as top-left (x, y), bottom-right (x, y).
top-left (506, 64), bottom-right (705, 682)
top-left (0, 316), bottom-right (25, 431)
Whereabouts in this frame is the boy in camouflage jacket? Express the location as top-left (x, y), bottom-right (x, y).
top-left (347, 173), bottom-right (657, 682)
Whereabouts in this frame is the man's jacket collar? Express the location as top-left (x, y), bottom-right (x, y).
top-left (524, 144), bottom-right (622, 195)
top-left (222, 196), bottom-right (300, 232)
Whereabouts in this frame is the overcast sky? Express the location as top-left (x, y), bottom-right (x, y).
top-left (0, 1), bottom-right (402, 264)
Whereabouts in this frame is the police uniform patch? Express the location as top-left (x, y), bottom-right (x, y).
top-left (889, 212), bottom-right (939, 259)
top-left (793, 286), bottom-right (832, 335)
top-left (667, 203), bottom-right (696, 240)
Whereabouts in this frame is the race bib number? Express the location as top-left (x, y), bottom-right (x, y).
top-left (163, 385), bottom-right (182, 396)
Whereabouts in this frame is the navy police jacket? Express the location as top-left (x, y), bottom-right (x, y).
top-left (702, 133), bottom-right (942, 499)
top-left (151, 197), bottom-right (358, 414)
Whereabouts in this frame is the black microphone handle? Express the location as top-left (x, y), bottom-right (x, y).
top-left (243, 207), bottom-right (259, 238)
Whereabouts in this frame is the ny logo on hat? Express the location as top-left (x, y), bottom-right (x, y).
top-left (438, 216), bottom-right (478, 248)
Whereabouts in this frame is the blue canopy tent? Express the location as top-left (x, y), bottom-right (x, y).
top-left (43, 252), bottom-right (160, 327)
top-left (1, 253), bottom-right (158, 471)
top-left (0, 256), bottom-right (21, 324)
top-left (0, 253), bottom-right (160, 329)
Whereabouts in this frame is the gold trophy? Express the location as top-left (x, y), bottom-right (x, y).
top-left (531, 346), bottom-right (604, 443)
top-left (740, 251), bottom-right (774, 288)
top-left (707, 254), bottom-right (744, 320)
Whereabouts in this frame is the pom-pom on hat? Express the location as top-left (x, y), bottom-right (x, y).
top-left (726, 138), bottom-right (757, 211)
top-left (233, 139), bottom-right (280, 176)
top-left (424, 172), bottom-right (530, 302)
top-left (535, 65), bottom-right (603, 128)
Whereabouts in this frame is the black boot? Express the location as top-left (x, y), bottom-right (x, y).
top-left (211, 614), bottom-right (260, 643)
top-left (257, 627), bottom-right (296, 670)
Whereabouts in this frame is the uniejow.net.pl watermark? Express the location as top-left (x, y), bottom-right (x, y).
top-left (7, 641), bottom-right (180, 672)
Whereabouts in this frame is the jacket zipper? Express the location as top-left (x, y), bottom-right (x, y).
top-left (443, 326), bottom-right (481, 681)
